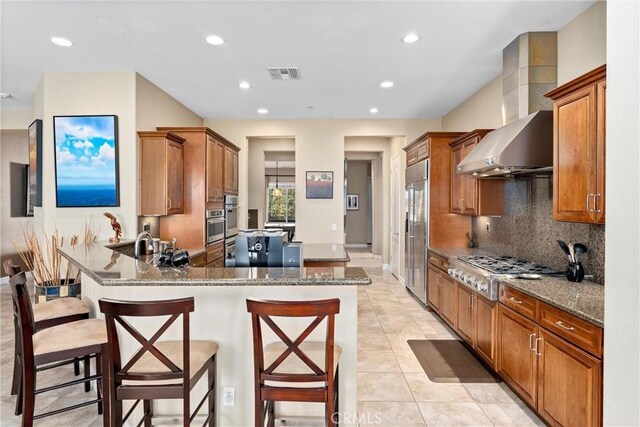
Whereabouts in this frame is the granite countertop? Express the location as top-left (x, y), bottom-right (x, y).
top-left (303, 243), bottom-right (350, 262)
top-left (427, 245), bottom-right (604, 328)
top-left (59, 242), bottom-right (370, 287)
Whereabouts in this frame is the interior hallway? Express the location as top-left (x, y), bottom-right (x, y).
top-left (350, 247), bottom-right (544, 426)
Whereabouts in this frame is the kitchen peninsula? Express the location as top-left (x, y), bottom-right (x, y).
top-left (59, 242), bottom-right (370, 426)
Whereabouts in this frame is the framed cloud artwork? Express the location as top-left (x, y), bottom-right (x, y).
top-left (53, 115), bottom-right (120, 207)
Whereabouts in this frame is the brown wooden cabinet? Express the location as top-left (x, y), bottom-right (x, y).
top-left (449, 130), bottom-right (505, 216)
top-left (454, 282), bottom-right (497, 368)
top-left (224, 145), bottom-right (239, 195)
top-left (139, 131), bottom-right (185, 216)
top-left (206, 241), bottom-right (224, 266)
top-left (438, 274), bottom-right (457, 328)
top-left (497, 304), bottom-right (539, 407)
top-left (545, 65), bottom-right (606, 224)
top-left (456, 284), bottom-right (474, 344)
top-left (537, 329), bottom-right (602, 427)
top-left (189, 253), bottom-right (207, 267)
top-left (427, 265), bottom-right (440, 311)
top-left (498, 296), bottom-right (603, 426)
top-left (206, 135), bottom-right (225, 204)
top-left (156, 127), bottom-right (239, 249)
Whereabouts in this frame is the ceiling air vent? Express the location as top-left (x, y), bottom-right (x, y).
top-left (267, 67), bottom-right (301, 80)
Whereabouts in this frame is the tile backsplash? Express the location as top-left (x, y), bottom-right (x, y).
top-left (137, 216), bottom-right (160, 238)
top-left (472, 178), bottom-right (605, 284)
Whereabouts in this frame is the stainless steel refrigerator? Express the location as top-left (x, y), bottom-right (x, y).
top-left (405, 159), bottom-right (429, 305)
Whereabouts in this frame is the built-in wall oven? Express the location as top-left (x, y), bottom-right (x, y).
top-left (206, 210), bottom-right (225, 245)
top-left (224, 195), bottom-right (239, 266)
top-left (224, 195), bottom-right (239, 239)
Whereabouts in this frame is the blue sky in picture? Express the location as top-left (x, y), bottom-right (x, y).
top-left (54, 116), bottom-right (117, 206)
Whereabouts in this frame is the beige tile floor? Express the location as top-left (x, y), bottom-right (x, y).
top-left (0, 249), bottom-right (544, 426)
top-left (350, 247), bottom-right (544, 427)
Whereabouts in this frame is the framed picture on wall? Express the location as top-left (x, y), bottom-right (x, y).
top-left (53, 115), bottom-right (120, 207)
top-left (306, 171), bottom-right (333, 199)
top-left (27, 119), bottom-right (43, 216)
top-left (346, 194), bottom-right (359, 210)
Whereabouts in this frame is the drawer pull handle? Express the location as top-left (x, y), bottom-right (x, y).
top-left (529, 333), bottom-right (536, 351)
top-left (556, 320), bottom-right (575, 331)
top-left (535, 337), bottom-right (542, 356)
top-left (508, 296), bottom-right (523, 305)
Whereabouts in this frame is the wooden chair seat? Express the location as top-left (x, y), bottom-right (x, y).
top-left (33, 318), bottom-right (107, 357)
top-left (122, 341), bottom-right (218, 386)
top-left (32, 297), bottom-right (90, 323)
top-left (264, 342), bottom-right (341, 387)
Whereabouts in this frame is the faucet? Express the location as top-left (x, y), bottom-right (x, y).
top-left (135, 232), bottom-right (153, 259)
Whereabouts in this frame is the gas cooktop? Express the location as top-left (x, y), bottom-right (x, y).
top-left (458, 255), bottom-right (563, 276)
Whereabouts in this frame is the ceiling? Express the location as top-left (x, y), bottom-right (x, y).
top-left (1, 1), bottom-right (595, 120)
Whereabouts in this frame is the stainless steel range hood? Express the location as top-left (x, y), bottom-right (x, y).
top-left (457, 32), bottom-right (557, 178)
top-left (456, 110), bottom-right (553, 177)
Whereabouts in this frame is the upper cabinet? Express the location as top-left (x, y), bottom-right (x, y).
top-left (139, 131), bottom-right (185, 215)
top-left (224, 144), bottom-right (239, 195)
top-left (545, 65), bottom-right (606, 224)
top-left (449, 130), bottom-right (505, 216)
top-left (206, 134), bottom-right (225, 204)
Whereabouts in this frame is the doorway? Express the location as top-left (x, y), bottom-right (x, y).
top-left (345, 160), bottom-right (372, 250)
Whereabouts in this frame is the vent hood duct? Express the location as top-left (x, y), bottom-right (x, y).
top-left (457, 32), bottom-right (557, 178)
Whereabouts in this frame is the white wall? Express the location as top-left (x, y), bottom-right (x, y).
top-left (35, 71), bottom-right (137, 240)
top-left (0, 109), bottom-right (33, 130)
top-left (135, 74), bottom-right (203, 131)
top-left (441, 76), bottom-right (503, 131)
top-left (603, 1), bottom-right (640, 424)
top-left (205, 119), bottom-right (440, 252)
top-left (558, 1), bottom-right (607, 86)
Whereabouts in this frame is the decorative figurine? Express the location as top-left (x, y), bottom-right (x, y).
top-left (104, 212), bottom-right (122, 243)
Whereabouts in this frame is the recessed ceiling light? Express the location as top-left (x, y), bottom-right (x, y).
top-left (238, 81), bottom-right (251, 89)
top-left (380, 81), bottom-right (394, 88)
top-left (369, 107), bottom-right (379, 114)
top-left (51, 37), bottom-right (73, 47)
top-left (0, 93), bottom-right (13, 99)
top-left (205, 35), bottom-right (225, 46)
top-left (257, 108), bottom-right (269, 114)
top-left (402, 33), bottom-right (421, 44)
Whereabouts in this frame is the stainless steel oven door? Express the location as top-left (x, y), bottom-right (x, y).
top-left (206, 217), bottom-right (225, 244)
top-left (225, 205), bottom-right (239, 238)
top-left (224, 238), bottom-right (236, 267)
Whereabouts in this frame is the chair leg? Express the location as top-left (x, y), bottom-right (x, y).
top-left (183, 391), bottom-right (190, 427)
top-left (267, 401), bottom-right (275, 427)
top-left (100, 351), bottom-right (111, 427)
top-left (254, 390), bottom-right (263, 427)
top-left (96, 354), bottom-right (103, 415)
top-left (11, 325), bottom-right (21, 395)
top-left (114, 396), bottom-right (123, 427)
top-left (208, 356), bottom-right (216, 426)
top-left (21, 358), bottom-right (35, 427)
top-left (84, 355), bottom-right (91, 392)
top-left (14, 363), bottom-right (23, 416)
top-left (143, 400), bottom-right (153, 427)
top-left (74, 357), bottom-right (80, 375)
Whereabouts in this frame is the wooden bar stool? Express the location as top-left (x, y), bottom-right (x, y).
top-left (3, 259), bottom-right (92, 416)
top-left (246, 298), bottom-right (341, 427)
top-left (9, 272), bottom-right (109, 427)
top-left (99, 297), bottom-right (218, 427)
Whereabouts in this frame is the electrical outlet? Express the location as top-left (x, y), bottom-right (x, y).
top-left (332, 223), bottom-right (337, 231)
top-left (223, 387), bottom-right (235, 406)
top-left (143, 223), bottom-right (151, 232)
top-left (486, 222), bottom-right (491, 233)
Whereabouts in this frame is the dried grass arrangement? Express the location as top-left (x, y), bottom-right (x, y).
top-left (12, 224), bottom-right (97, 287)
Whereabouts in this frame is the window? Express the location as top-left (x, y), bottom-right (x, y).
top-left (267, 187), bottom-right (295, 223)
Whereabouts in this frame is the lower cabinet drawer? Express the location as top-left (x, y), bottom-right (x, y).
top-left (190, 253), bottom-right (207, 268)
top-left (537, 302), bottom-right (603, 357)
top-left (207, 242), bottom-right (224, 264)
top-left (499, 284), bottom-right (537, 321)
